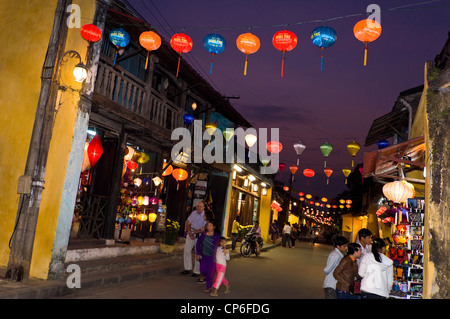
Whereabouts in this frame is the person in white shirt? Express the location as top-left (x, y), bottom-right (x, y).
top-left (182, 201), bottom-right (206, 276)
top-left (210, 237), bottom-right (231, 296)
top-left (323, 236), bottom-right (349, 299)
top-left (356, 228), bottom-right (373, 266)
top-left (282, 221), bottom-right (292, 248)
top-left (358, 238), bottom-right (394, 299)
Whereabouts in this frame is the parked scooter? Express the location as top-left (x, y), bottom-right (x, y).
top-left (240, 232), bottom-right (263, 257)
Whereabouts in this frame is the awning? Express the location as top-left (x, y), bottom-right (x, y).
top-left (363, 136), bottom-right (425, 184)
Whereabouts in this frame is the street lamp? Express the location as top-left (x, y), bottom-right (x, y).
top-left (57, 50), bottom-right (88, 84)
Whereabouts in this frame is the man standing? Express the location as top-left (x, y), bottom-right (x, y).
top-left (356, 228), bottom-right (373, 265)
top-left (182, 201), bottom-right (207, 277)
top-left (323, 236), bottom-right (349, 299)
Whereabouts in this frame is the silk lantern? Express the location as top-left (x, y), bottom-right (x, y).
top-left (377, 139), bottom-right (389, 149)
top-left (290, 165), bottom-right (298, 182)
top-left (324, 167), bottom-right (333, 185)
top-left (320, 142), bottom-right (333, 168)
top-left (245, 133), bottom-right (257, 148)
top-left (272, 30), bottom-right (298, 77)
top-left (267, 141), bottom-right (283, 153)
top-left (139, 31), bottom-right (161, 69)
top-left (382, 180), bottom-right (414, 203)
top-left (223, 128), bottom-right (235, 142)
top-left (170, 33), bottom-right (193, 77)
top-left (353, 19), bottom-right (382, 66)
top-left (172, 168), bottom-right (188, 190)
top-left (162, 163), bottom-right (173, 176)
top-left (203, 33), bottom-right (226, 74)
top-left (311, 26), bottom-right (337, 71)
top-left (347, 141), bottom-right (361, 167)
top-left (126, 160), bottom-right (138, 171)
top-left (342, 167), bottom-right (351, 184)
top-left (303, 169), bottom-right (315, 186)
top-left (183, 113), bottom-right (194, 127)
top-left (87, 135), bottom-right (103, 167)
top-left (293, 141), bottom-right (306, 166)
top-left (279, 163), bottom-right (286, 178)
top-left (80, 24), bottom-right (102, 62)
top-left (148, 212), bottom-right (157, 223)
top-left (137, 153), bottom-right (150, 164)
top-left (109, 28), bottom-right (130, 66)
top-left (236, 33), bottom-right (260, 75)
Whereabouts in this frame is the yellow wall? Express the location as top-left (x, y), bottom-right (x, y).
top-left (0, 0), bottom-right (97, 278)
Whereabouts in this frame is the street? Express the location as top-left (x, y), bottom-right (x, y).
top-left (60, 241), bottom-right (332, 299)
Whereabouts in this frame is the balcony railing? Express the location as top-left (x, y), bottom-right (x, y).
top-left (95, 59), bottom-right (183, 132)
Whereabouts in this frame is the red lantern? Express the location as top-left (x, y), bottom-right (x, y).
top-left (267, 141), bottom-right (283, 153)
top-left (80, 24), bottom-right (102, 62)
top-left (272, 30), bottom-right (298, 77)
top-left (283, 186), bottom-right (289, 191)
top-left (139, 31), bottom-right (161, 69)
top-left (236, 33), bottom-right (260, 75)
top-left (303, 168), bottom-right (315, 186)
top-left (87, 135), bottom-right (103, 167)
top-left (278, 163), bottom-right (286, 178)
top-left (298, 192), bottom-right (304, 197)
top-left (170, 33), bottom-right (193, 77)
top-left (126, 160), bottom-right (138, 171)
top-left (324, 167), bottom-right (333, 185)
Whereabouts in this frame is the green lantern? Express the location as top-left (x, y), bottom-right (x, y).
top-left (320, 142), bottom-right (333, 167)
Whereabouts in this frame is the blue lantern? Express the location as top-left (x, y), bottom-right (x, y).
top-left (311, 26), bottom-right (337, 71)
top-left (203, 33), bottom-right (226, 74)
top-left (183, 113), bottom-right (194, 127)
top-left (377, 139), bottom-right (389, 149)
top-left (109, 28), bottom-right (130, 66)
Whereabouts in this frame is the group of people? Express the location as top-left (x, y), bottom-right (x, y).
top-left (323, 228), bottom-right (394, 299)
top-left (181, 201), bottom-right (231, 297)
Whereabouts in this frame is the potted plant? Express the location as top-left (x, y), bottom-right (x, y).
top-left (160, 219), bottom-right (180, 253)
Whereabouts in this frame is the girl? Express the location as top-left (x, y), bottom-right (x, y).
top-left (358, 238), bottom-right (394, 299)
top-left (210, 237), bottom-right (231, 296)
top-left (333, 243), bottom-right (362, 299)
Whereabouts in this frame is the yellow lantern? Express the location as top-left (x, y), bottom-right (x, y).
top-left (306, 194), bottom-right (312, 199)
top-left (342, 167), bottom-right (351, 184)
top-left (321, 197), bottom-right (328, 202)
top-left (137, 196), bottom-right (144, 205)
top-left (137, 212), bottom-right (148, 221)
top-left (137, 152), bottom-right (150, 164)
top-left (205, 122), bottom-right (217, 135)
top-left (347, 141), bottom-right (360, 167)
top-left (148, 212), bottom-right (157, 223)
top-left (339, 199), bottom-right (346, 204)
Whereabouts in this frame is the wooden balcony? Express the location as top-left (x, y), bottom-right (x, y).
top-left (93, 58), bottom-right (183, 140)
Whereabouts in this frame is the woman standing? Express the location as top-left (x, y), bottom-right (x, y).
top-left (196, 221), bottom-right (221, 293)
top-left (358, 238), bottom-right (394, 299)
top-left (333, 243), bottom-right (362, 299)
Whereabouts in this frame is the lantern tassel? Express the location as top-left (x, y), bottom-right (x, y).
top-left (324, 160), bottom-right (327, 168)
top-left (345, 178), bottom-right (348, 185)
top-left (176, 55), bottom-right (181, 77)
top-left (352, 158), bottom-right (355, 167)
top-left (85, 43), bottom-right (90, 63)
top-left (364, 42), bottom-right (368, 66)
top-left (327, 178), bottom-right (329, 185)
top-left (113, 50), bottom-right (118, 67)
top-left (281, 51), bottom-right (285, 77)
top-left (210, 53), bottom-right (215, 75)
top-left (320, 47), bottom-right (324, 72)
top-left (145, 51), bottom-right (149, 70)
top-left (244, 55), bottom-right (248, 76)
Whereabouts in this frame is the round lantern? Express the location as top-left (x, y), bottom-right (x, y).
top-left (298, 192), bottom-right (304, 197)
top-left (150, 197), bottom-right (159, 205)
top-left (283, 186), bottom-right (289, 192)
top-left (126, 160), bottom-right (138, 171)
top-left (139, 31), bottom-right (161, 69)
top-left (183, 113), bottom-right (194, 127)
top-left (347, 141), bottom-right (361, 167)
top-left (342, 167), bottom-right (351, 184)
top-left (320, 142), bottom-right (333, 167)
top-left (324, 167), bottom-right (333, 185)
top-left (170, 33), bottom-right (193, 77)
top-left (267, 141), bottom-right (283, 153)
top-left (377, 139), bottom-right (389, 149)
top-left (87, 135), bottom-right (103, 167)
top-left (203, 33), bottom-right (226, 74)
top-left (306, 194), bottom-right (312, 199)
top-left (303, 168), bottom-right (315, 186)
top-left (162, 163), bottom-right (173, 176)
top-left (80, 24), bottom-right (102, 62)
top-left (311, 26), bottom-right (337, 71)
top-left (383, 180), bottom-right (414, 203)
top-left (148, 212), bottom-right (157, 223)
top-left (236, 33), bottom-right (260, 75)
top-left (137, 212), bottom-right (148, 222)
top-left (142, 196), bottom-right (150, 206)
top-left (272, 30), bottom-right (298, 77)
top-left (293, 141), bottom-right (306, 165)
top-left (109, 28), bottom-right (130, 66)
top-left (353, 19), bottom-right (382, 66)
top-left (172, 168), bottom-right (188, 190)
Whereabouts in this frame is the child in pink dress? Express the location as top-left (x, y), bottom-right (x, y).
top-left (210, 237), bottom-right (231, 296)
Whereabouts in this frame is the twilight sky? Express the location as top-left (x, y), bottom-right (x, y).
top-left (126, 0), bottom-right (449, 199)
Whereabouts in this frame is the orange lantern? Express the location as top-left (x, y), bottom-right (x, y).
top-left (290, 165), bottom-right (298, 175)
top-left (346, 199), bottom-right (352, 205)
top-left (272, 30), bottom-right (298, 77)
top-left (172, 168), bottom-right (188, 190)
top-left (353, 19), bottom-right (382, 66)
top-left (236, 33), bottom-right (260, 75)
top-left (162, 163), bottom-right (173, 176)
top-left (283, 186), bottom-right (289, 192)
top-left (139, 31), bottom-right (161, 69)
top-left (303, 169), bottom-right (315, 186)
top-left (170, 33), bottom-right (193, 77)
top-left (324, 167), bottom-right (333, 185)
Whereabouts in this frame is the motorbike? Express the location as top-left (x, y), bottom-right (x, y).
top-left (240, 232), bottom-right (263, 257)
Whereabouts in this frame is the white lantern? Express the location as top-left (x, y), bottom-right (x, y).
top-left (134, 178), bottom-right (142, 187)
top-left (245, 133), bottom-right (257, 147)
top-left (382, 180), bottom-right (414, 203)
top-left (73, 63), bottom-right (88, 82)
top-left (142, 196), bottom-right (150, 206)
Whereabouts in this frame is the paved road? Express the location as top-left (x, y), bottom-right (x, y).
top-left (61, 241), bottom-right (332, 300)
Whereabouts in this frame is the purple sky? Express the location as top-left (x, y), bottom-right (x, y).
top-left (126, 0), bottom-right (449, 199)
